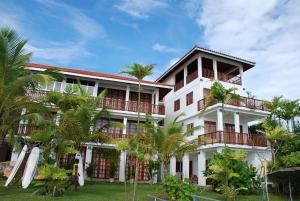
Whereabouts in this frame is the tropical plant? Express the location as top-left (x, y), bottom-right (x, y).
top-left (163, 175), bottom-right (199, 201)
top-left (143, 114), bottom-right (199, 178)
top-left (145, 160), bottom-right (160, 184)
top-left (204, 147), bottom-right (258, 200)
top-left (119, 63), bottom-right (154, 201)
top-left (35, 164), bottom-right (69, 196)
top-left (0, 27), bottom-right (60, 144)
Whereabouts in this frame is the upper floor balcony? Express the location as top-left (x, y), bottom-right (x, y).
top-left (27, 90), bottom-right (165, 115)
top-left (198, 131), bottom-right (269, 147)
top-left (197, 96), bottom-right (270, 112)
top-left (14, 123), bottom-right (134, 139)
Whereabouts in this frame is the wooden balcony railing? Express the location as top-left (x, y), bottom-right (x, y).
top-left (26, 90), bottom-right (165, 115)
top-left (186, 71), bottom-right (198, 84)
top-left (198, 131), bottom-right (269, 147)
top-left (98, 98), bottom-right (165, 115)
top-left (197, 96), bottom-right (270, 112)
top-left (218, 72), bottom-right (241, 85)
top-left (14, 123), bottom-right (134, 139)
top-left (174, 80), bottom-right (184, 91)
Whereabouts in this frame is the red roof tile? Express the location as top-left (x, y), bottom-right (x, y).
top-left (25, 63), bottom-right (173, 88)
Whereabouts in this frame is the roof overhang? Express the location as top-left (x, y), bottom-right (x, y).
top-left (156, 46), bottom-right (256, 82)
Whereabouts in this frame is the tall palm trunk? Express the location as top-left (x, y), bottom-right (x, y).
top-left (132, 81), bottom-right (141, 201)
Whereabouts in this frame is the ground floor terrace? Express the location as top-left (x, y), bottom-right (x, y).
top-left (168, 144), bottom-right (272, 186)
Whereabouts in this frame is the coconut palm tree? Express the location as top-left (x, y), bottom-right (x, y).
top-left (144, 114), bottom-right (199, 178)
top-left (203, 81), bottom-right (242, 144)
top-left (119, 63), bottom-right (154, 201)
top-left (0, 27), bottom-right (60, 144)
top-left (263, 96), bottom-right (283, 125)
top-left (278, 99), bottom-right (299, 132)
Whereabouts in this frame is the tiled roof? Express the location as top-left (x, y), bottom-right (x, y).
top-left (25, 63), bottom-right (173, 88)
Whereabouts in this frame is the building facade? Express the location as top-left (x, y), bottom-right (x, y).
top-left (7, 46), bottom-right (272, 185)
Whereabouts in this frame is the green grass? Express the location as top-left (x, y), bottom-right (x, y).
top-left (0, 179), bottom-right (298, 201)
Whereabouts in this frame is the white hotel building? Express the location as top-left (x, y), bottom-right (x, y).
top-left (4, 46), bottom-right (272, 185)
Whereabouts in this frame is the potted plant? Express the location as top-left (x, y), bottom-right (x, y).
top-left (109, 161), bottom-right (117, 182)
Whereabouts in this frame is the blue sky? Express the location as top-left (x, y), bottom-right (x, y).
top-left (1, 0), bottom-right (300, 99)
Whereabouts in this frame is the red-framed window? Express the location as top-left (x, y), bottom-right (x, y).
top-left (174, 99), bottom-right (180, 112)
top-left (186, 91), bottom-right (193, 106)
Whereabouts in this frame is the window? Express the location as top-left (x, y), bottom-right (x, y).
top-left (186, 91), bottom-right (193, 106)
top-left (187, 123), bottom-right (194, 136)
top-left (174, 99), bottom-right (180, 111)
top-left (186, 59), bottom-right (198, 84)
top-left (175, 70), bottom-right (184, 91)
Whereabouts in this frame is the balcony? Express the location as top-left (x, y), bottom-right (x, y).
top-left (15, 123), bottom-right (134, 139)
top-left (198, 131), bottom-right (269, 147)
top-left (174, 80), bottom-right (184, 91)
top-left (218, 72), bottom-right (241, 85)
top-left (197, 96), bottom-right (270, 112)
top-left (26, 90), bottom-right (165, 115)
top-left (98, 98), bottom-right (165, 115)
top-left (186, 70), bottom-right (198, 84)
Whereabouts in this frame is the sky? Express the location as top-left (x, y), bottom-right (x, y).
top-left (0, 0), bottom-right (299, 100)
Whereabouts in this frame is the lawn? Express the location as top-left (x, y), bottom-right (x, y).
top-left (0, 179), bottom-right (298, 201)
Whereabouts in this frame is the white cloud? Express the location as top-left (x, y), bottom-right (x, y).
top-left (168, 57), bottom-right (180, 67)
top-left (34, 0), bottom-right (105, 38)
top-left (186, 0), bottom-right (300, 99)
top-left (25, 42), bottom-right (90, 64)
top-left (116, 0), bottom-right (168, 19)
top-left (152, 43), bottom-right (178, 53)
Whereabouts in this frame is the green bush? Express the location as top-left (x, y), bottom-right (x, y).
top-left (86, 163), bottom-right (95, 178)
top-left (162, 175), bottom-right (199, 201)
top-left (204, 147), bottom-right (260, 195)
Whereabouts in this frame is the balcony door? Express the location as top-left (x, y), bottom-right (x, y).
top-left (98, 88), bottom-right (126, 110)
top-left (204, 121), bottom-right (216, 133)
top-left (129, 92), bottom-right (152, 113)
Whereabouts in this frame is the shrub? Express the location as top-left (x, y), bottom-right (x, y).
top-left (86, 163), bottom-right (95, 178)
top-left (163, 175), bottom-right (199, 201)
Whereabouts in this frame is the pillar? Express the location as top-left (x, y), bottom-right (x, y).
top-left (123, 117), bottom-right (127, 137)
top-left (85, 146), bottom-right (93, 169)
top-left (197, 56), bottom-right (202, 78)
top-left (170, 156), bottom-right (176, 176)
top-left (93, 81), bottom-right (99, 97)
top-left (197, 151), bottom-right (206, 186)
top-left (152, 154), bottom-right (158, 183)
top-left (60, 79), bottom-right (66, 92)
top-left (239, 65), bottom-right (244, 86)
top-left (184, 66), bottom-right (187, 85)
top-left (155, 89), bottom-right (159, 105)
top-left (213, 59), bottom-right (218, 80)
top-left (234, 112), bottom-right (240, 143)
top-left (119, 151), bottom-right (126, 182)
top-left (217, 109), bottom-right (223, 131)
top-left (125, 85), bottom-right (130, 110)
top-left (182, 153), bottom-right (190, 180)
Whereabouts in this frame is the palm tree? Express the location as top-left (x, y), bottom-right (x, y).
top-left (144, 114), bottom-right (199, 178)
top-left (0, 27), bottom-right (59, 144)
top-left (119, 63), bottom-right (154, 201)
top-left (203, 81), bottom-right (242, 144)
top-left (263, 96), bottom-right (283, 125)
top-left (278, 99), bottom-right (299, 132)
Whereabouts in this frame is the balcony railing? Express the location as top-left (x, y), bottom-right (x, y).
top-left (14, 123), bottom-right (134, 139)
top-left (174, 80), bottom-right (184, 91)
top-left (197, 96), bottom-right (270, 112)
top-left (26, 90), bottom-right (165, 115)
top-left (98, 98), bottom-right (165, 115)
top-left (198, 131), bottom-right (269, 147)
top-left (218, 72), bottom-right (241, 85)
top-left (186, 71), bottom-right (198, 84)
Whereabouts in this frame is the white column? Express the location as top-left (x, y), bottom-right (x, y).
top-left (217, 109), bottom-right (223, 131)
top-left (155, 89), bottom-right (159, 105)
top-left (197, 151), bottom-right (206, 186)
top-left (170, 156), bottom-right (176, 176)
top-left (123, 117), bottom-right (127, 135)
top-left (234, 112), bottom-right (240, 143)
top-left (239, 65), bottom-right (244, 86)
top-left (60, 79), bottom-right (66, 92)
top-left (182, 153), bottom-right (190, 180)
top-left (85, 146), bottom-right (93, 169)
top-left (125, 85), bottom-right (130, 110)
top-left (119, 151), bottom-right (127, 182)
top-left (213, 59), bottom-right (218, 80)
top-left (198, 56), bottom-right (202, 78)
top-left (93, 81), bottom-right (99, 97)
